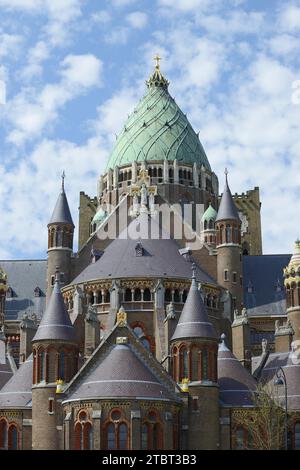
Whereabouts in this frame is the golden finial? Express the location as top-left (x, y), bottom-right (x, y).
top-left (153, 54), bottom-right (161, 69)
top-left (117, 306), bottom-right (127, 326)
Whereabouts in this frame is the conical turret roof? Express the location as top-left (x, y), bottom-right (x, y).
top-left (216, 171), bottom-right (240, 223)
top-left (0, 355), bottom-right (33, 408)
top-left (48, 177), bottom-right (74, 226)
top-left (171, 266), bottom-right (217, 341)
top-left (218, 334), bottom-right (256, 406)
top-left (33, 275), bottom-right (75, 342)
top-left (105, 62), bottom-right (211, 171)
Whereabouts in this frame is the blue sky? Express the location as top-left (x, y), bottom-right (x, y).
top-left (0, 0), bottom-right (300, 259)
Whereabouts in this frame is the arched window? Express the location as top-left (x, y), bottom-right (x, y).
top-left (235, 426), bottom-right (246, 450)
top-left (38, 349), bottom-right (45, 382)
top-left (143, 288), bottom-right (151, 301)
top-left (208, 219), bottom-right (214, 229)
top-left (174, 289), bottom-right (180, 303)
top-left (134, 288), bottom-right (141, 301)
top-left (83, 422), bottom-right (93, 450)
top-left (295, 423), bottom-right (300, 449)
top-left (204, 220), bottom-right (208, 230)
top-left (172, 346), bottom-right (178, 381)
top-left (124, 288), bottom-right (132, 302)
top-left (165, 289), bottom-right (172, 302)
top-left (142, 412), bottom-right (163, 450)
top-left (153, 167), bottom-right (157, 178)
top-left (191, 347), bottom-right (199, 381)
top-left (0, 419), bottom-right (7, 449)
top-left (74, 411), bottom-right (93, 450)
top-left (179, 347), bottom-right (188, 381)
top-left (119, 423), bottom-right (128, 450)
top-left (107, 423), bottom-right (115, 450)
top-left (104, 290), bottom-right (110, 303)
top-left (8, 425), bottom-right (18, 450)
top-left (226, 224), bottom-right (231, 243)
top-left (182, 290), bottom-right (187, 303)
top-left (158, 168), bottom-right (162, 179)
top-left (202, 350), bottom-right (208, 380)
top-left (58, 351), bottom-right (65, 381)
top-left (141, 423), bottom-right (149, 450)
top-left (105, 410), bottom-right (128, 450)
top-left (97, 291), bottom-right (102, 304)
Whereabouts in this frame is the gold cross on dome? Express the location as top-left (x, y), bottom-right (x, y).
top-left (153, 54), bottom-right (161, 69)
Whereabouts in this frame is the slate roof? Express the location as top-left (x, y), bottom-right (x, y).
top-left (171, 274), bottom-right (217, 341)
top-left (215, 175), bottom-right (240, 222)
top-left (0, 260), bottom-right (47, 321)
top-left (0, 362), bottom-right (13, 389)
top-left (243, 255), bottom-right (291, 317)
top-left (252, 351), bottom-right (300, 410)
top-left (49, 189), bottom-right (74, 226)
top-left (65, 343), bottom-right (179, 402)
top-left (33, 278), bottom-right (75, 342)
top-left (71, 215), bottom-right (217, 286)
top-left (218, 336), bottom-right (256, 407)
top-left (0, 355), bottom-right (32, 409)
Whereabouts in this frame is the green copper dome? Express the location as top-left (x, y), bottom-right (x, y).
top-left (201, 203), bottom-right (217, 222)
top-left (92, 207), bottom-right (107, 224)
top-left (105, 65), bottom-right (211, 171)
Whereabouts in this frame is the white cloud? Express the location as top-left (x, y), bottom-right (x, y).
top-left (126, 11), bottom-right (148, 29)
top-left (0, 32), bottom-right (23, 58)
top-left (5, 54), bottom-right (103, 145)
top-left (91, 10), bottom-right (111, 24)
top-left (279, 4), bottom-right (300, 32)
top-left (111, 0), bottom-right (138, 7)
top-left (0, 136), bottom-right (107, 258)
top-left (104, 27), bottom-right (130, 45)
top-left (21, 41), bottom-right (50, 80)
top-left (268, 34), bottom-right (300, 56)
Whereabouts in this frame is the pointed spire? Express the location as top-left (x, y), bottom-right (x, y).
top-left (48, 174), bottom-right (74, 226)
top-left (215, 169), bottom-right (240, 222)
top-left (146, 54), bottom-right (169, 90)
top-left (33, 268), bottom-right (75, 342)
top-left (171, 264), bottom-right (217, 341)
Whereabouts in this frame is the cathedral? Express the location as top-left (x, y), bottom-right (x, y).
top-left (0, 60), bottom-right (299, 451)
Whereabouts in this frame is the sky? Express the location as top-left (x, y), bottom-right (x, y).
top-left (0, 0), bottom-right (300, 259)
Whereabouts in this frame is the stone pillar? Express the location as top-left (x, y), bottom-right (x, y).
top-left (84, 306), bottom-right (100, 357)
top-left (64, 412), bottom-right (72, 450)
top-left (131, 410), bottom-right (141, 450)
top-left (164, 411), bottom-right (173, 450)
top-left (19, 315), bottom-right (37, 363)
top-left (132, 161), bottom-right (137, 183)
top-left (163, 160), bottom-right (169, 183)
top-left (231, 308), bottom-right (251, 369)
top-left (275, 319), bottom-right (294, 353)
top-left (110, 281), bottom-right (120, 310)
top-left (173, 159), bottom-right (179, 184)
top-left (193, 162), bottom-right (198, 187)
top-left (92, 410), bottom-right (102, 450)
top-left (113, 166), bottom-right (119, 189)
top-left (98, 175), bottom-right (104, 198)
top-left (200, 165), bottom-right (206, 188)
top-left (107, 169), bottom-right (113, 191)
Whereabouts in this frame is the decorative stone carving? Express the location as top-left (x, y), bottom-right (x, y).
top-left (166, 302), bottom-right (176, 320)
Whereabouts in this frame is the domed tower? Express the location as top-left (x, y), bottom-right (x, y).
top-left (91, 206), bottom-right (107, 234)
top-left (90, 57), bottom-right (219, 245)
top-left (47, 174), bottom-right (74, 300)
top-left (284, 240), bottom-right (300, 340)
top-left (170, 264), bottom-right (219, 449)
top-left (200, 202), bottom-right (217, 248)
top-left (31, 271), bottom-right (78, 450)
top-left (215, 170), bottom-right (242, 312)
top-left (0, 266), bottom-right (8, 328)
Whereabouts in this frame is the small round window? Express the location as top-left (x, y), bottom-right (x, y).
top-left (111, 410), bottom-right (122, 421)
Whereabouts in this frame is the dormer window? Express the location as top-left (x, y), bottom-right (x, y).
top-left (135, 242), bottom-right (144, 257)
